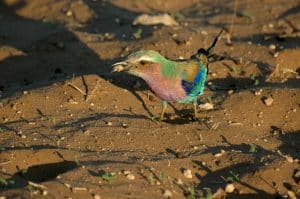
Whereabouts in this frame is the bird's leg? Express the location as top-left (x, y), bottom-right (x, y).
top-left (160, 100), bottom-right (168, 121)
top-left (149, 100), bottom-right (168, 121)
top-left (193, 99), bottom-right (198, 119)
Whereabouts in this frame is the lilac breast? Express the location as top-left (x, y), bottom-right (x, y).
top-left (143, 75), bottom-right (187, 102)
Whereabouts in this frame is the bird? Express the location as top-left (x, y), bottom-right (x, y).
top-left (112, 31), bottom-right (223, 121)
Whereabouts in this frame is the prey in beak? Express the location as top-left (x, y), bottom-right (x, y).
top-left (112, 61), bottom-right (131, 73)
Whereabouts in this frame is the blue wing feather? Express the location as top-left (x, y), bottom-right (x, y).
top-left (181, 62), bottom-right (207, 97)
top-left (181, 80), bottom-right (193, 93)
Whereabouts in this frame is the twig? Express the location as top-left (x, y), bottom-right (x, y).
top-left (67, 83), bottom-right (86, 96)
top-left (81, 76), bottom-right (89, 101)
top-left (0, 160), bottom-right (11, 165)
top-left (284, 18), bottom-right (299, 32)
top-left (228, 122), bottom-right (243, 126)
top-left (85, 80), bottom-right (99, 102)
top-left (230, 0), bottom-right (238, 34)
top-left (28, 181), bottom-right (47, 190)
top-left (227, 0), bottom-right (238, 45)
top-left (258, 176), bottom-right (279, 192)
top-left (207, 122), bottom-right (220, 130)
top-left (72, 187), bottom-right (87, 192)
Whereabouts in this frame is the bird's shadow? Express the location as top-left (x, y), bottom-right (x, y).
top-left (1, 0), bottom-right (299, 125)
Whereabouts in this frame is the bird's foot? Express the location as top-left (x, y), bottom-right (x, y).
top-left (191, 112), bottom-right (199, 120)
top-left (191, 115), bottom-right (199, 121)
top-left (148, 115), bottom-right (165, 121)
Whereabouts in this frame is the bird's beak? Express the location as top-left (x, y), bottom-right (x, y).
top-left (111, 61), bottom-right (132, 72)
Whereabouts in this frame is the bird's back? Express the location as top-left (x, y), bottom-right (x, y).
top-left (176, 60), bottom-right (207, 103)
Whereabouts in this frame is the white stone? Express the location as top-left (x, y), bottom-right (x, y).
top-left (126, 174), bottom-right (135, 180)
top-left (199, 103), bottom-right (214, 110)
top-left (93, 194), bottom-right (101, 199)
top-left (163, 189), bottom-right (172, 198)
top-left (183, 169), bottom-right (192, 179)
top-left (263, 97), bottom-right (273, 106)
top-left (225, 183), bottom-right (235, 193)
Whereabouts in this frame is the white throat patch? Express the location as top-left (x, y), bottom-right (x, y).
top-left (136, 55), bottom-right (156, 62)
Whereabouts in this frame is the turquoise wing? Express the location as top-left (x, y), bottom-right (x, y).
top-left (180, 61), bottom-right (207, 101)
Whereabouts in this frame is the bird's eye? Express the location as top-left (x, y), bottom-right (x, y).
top-left (140, 61), bottom-right (146, 65)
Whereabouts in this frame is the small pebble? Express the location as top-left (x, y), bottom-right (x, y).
top-left (214, 153), bottom-right (222, 158)
top-left (33, 190), bottom-right (39, 195)
top-left (66, 10), bottom-right (73, 17)
top-left (263, 96), bottom-right (273, 106)
top-left (126, 173), bottom-right (135, 180)
top-left (225, 183), bottom-right (235, 193)
top-left (163, 189), bottom-right (172, 198)
top-left (199, 103), bottom-right (214, 110)
top-left (64, 183), bottom-right (71, 188)
top-left (254, 89), bottom-right (263, 96)
top-left (287, 190), bottom-right (297, 199)
top-left (42, 190), bottom-right (48, 196)
top-left (286, 156), bottom-right (294, 163)
top-left (107, 122), bottom-right (112, 126)
top-left (201, 30), bottom-right (208, 35)
top-left (269, 44), bottom-right (276, 50)
top-left (175, 178), bottom-right (183, 185)
top-left (123, 170), bottom-right (131, 175)
top-left (183, 169), bottom-right (192, 179)
top-left (72, 187), bottom-right (87, 192)
top-left (227, 90), bottom-right (234, 95)
top-left (93, 194), bottom-right (101, 199)
top-left (67, 99), bottom-right (78, 104)
top-left (214, 150), bottom-right (225, 157)
top-left (170, 115), bottom-right (177, 120)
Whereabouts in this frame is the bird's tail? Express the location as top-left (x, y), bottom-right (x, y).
top-left (191, 30), bottom-right (223, 77)
top-left (206, 30), bottom-right (223, 56)
top-left (192, 30), bottom-right (223, 59)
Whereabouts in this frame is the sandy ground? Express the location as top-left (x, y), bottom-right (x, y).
top-left (0, 0), bottom-right (299, 198)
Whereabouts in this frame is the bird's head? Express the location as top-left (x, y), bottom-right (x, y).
top-left (112, 50), bottom-right (165, 77)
